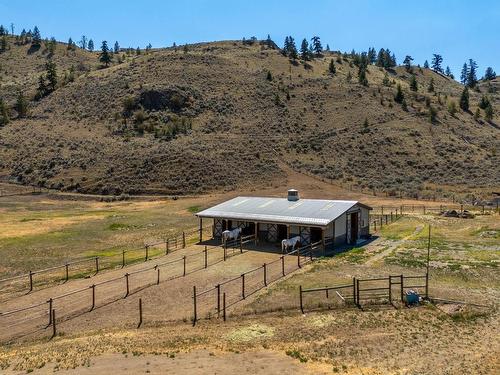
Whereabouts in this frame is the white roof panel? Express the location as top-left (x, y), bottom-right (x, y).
top-left (196, 196), bottom-right (368, 227)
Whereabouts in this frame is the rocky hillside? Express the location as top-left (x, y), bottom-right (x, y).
top-left (0, 37), bottom-right (499, 198)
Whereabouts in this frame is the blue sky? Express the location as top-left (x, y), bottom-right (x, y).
top-left (1, 0), bottom-right (499, 77)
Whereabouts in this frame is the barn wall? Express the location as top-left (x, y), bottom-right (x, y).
top-left (360, 206), bottom-right (370, 236)
top-left (334, 213), bottom-right (347, 245)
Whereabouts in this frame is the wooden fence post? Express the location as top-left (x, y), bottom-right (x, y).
top-left (299, 285), bottom-right (304, 314)
top-left (374, 220), bottom-right (377, 232)
top-left (183, 256), bottom-right (186, 276)
top-left (91, 284), bottom-right (95, 310)
top-left (216, 284), bottom-right (221, 317)
top-left (281, 256), bottom-right (285, 276)
top-left (352, 277), bottom-right (356, 305)
top-left (65, 264), bottom-right (69, 282)
top-left (241, 274), bottom-right (245, 299)
top-left (204, 246), bottom-right (208, 268)
top-left (137, 298), bottom-right (143, 328)
top-left (145, 245), bottom-right (149, 261)
top-left (325, 287), bottom-right (329, 299)
top-left (425, 272), bottom-right (429, 299)
top-left (400, 274), bottom-right (404, 303)
top-left (47, 298), bottom-right (53, 326)
top-left (192, 286), bottom-right (197, 326)
top-left (223, 243), bottom-right (227, 261)
top-left (391, 211), bottom-right (393, 222)
top-left (356, 279), bottom-right (360, 307)
top-left (156, 266), bottom-right (160, 285)
top-left (182, 232), bottom-right (186, 248)
top-left (95, 257), bottom-right (99, 274)
top-left (122, 250), bottom-right (126, 268)
top-left (125, 273), bottom-right (130, 297)
top-left (239, 238), bottom-right (243, 253)
top-left (51, 309), bottom-right (56, 339)
top-left (222, 292), bottom-right (227, 322)
top-left (297, 248), bottom-right (301, 268)
top-left (166, 239), bottom-right (169, 254)
top-left (263, 263), bottom-right (267, 286)
top-left (29, 270), bottom-right (33, 292)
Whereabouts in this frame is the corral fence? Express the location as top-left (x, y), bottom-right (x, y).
top-left (0, 225), bottom-right (213, 300)
top-left (299, 274), bottom-right (428, 313)
top-left (0, 239), bottom-right (251, 343)
top-left (192, 240), bottom-right (322, 325)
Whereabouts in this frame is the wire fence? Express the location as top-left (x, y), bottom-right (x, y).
top-left (0, 225), bottom-right (213, 301)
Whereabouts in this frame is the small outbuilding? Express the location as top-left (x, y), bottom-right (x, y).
top-left (196, 190), bottom-right (372, 250)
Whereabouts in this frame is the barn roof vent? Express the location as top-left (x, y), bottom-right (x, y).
top-left (287, 189), bottom-right (299, 201)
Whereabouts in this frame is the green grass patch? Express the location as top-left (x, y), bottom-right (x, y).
top-left (187, 205), bottom-right (202, 213)
top-left (108, 223), bottom-right (133, 231)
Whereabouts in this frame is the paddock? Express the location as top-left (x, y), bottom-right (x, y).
top-left (196, 190), bottom-right (372, 254)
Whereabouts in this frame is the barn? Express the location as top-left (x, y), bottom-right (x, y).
top-left (196, 190), bottom-right (372, 252)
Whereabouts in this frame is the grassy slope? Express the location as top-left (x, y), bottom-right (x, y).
top-left (0, 39), bottom-right (499, 198)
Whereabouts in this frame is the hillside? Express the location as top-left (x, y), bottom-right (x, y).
top-left (0, 38), bottom-right (499, 198)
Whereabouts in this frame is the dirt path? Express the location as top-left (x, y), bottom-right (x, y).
top-left (364, 225), bottom-right (424, 266)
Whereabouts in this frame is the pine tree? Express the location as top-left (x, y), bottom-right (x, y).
top-left (300, 38), bottom-right (309, 60)
top-left (427, 78), bottom-right (435, 93)
top-left (36, 75), bottom-right (47, 100)
top-left (266, 34), bottom-right (273, 48)
top-left (466, 59), bottom-right (478, 88)
top-left (410, 74), bottom-right (418, 91)
top-left (431, 54), bottom-right (443, 73)
top-left (0, 36), bottom-right (7, 52)
top-left (394, 84), bottom-right (404, 103)
top-left (282, 36), bottom-right (290, 56)
top-left (45, 61), bottom-right (57, 92)
top-left (67, 37), bottom-right (75, 50)
top-left (447, 101), bottom-right (457, 116)
top-left (288, 37), bottom-right (297, 60)
top-left (423, 60), bottom-right (429, 69)
top-left (88, 39), bottom-right (94, 51)
top-left (484, 103), bottom-right (494, 122)
top-left (311, 36), bottom-right (322, 57)
top-left (358, 65), bottom-right (368, 86)
top-left (445, 66), bottom-right (452, 77)
top-left (459, 87), bottom-right (469, 111)
top-left (382, 72), bottom-right (390, 86)
top-left (266, 71), bottom-right (273, 81)
top-left (99, 41), bottom-right (112, 66)
top-left (401, 99), bottom-right (408, 111)
top-left (325, 44), bottom-right (330, 52)
top-left (484, 67), bottom-right (496, 80)
top-left (79, 35), bottom-right (87, 49)
top-left (474, 108), bottom-right (481, 121)
top-left (114, 41), bottom-right (120, 53)
top-left (460, 63), bottom-right (468, 85)
top-left (32, 26), bottom-right (41, 46)
top-left (15, 91), bottom-right (28, 118)
top-left (0, 98), bottom-right (9, 127)
top-left (367, 47), bottom-right (376, 64)
top-left (403, 55), bottom-right (413, 72)
top-left (479, 96), bottom-right (490, 109)
top-left (328, 59), bottom-right (336, 74)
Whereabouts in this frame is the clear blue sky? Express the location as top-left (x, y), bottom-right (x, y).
top-left (1, 0), bottom-right (499, 77)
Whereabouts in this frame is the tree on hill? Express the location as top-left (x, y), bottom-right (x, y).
top-left (466, 59), bottom-right (478, 88)
top-left (410, 74), bottom-right (418, 91)
top-left (99, 41), bottom-right (112, 66)
top-left (376, 48), bottom-right (396, 69)
top-left (0, 36), bottom-right (7, 53)
top-left (484, 67), bottom-right (496, 80)
top-left (325, 44), bottom-right (330, 52)
top-left (459, 87), bottom-right (469, 111)
top-left (445, 66), bottom-right (454, 79)
top-left (479, 95), bottom-right (490, 109)
top-left (88, 39), bottom-right (94, 51)
top-left (288, 37), bottom-right (297, 60)
top-left (45, 61), bottom-right (58, 92)
top-left (300, 38), bottom-right (309, 60)
top-left (32, 26), bottom-right (41, 47)
top-left (423, 60), bottom-right (429, 69)
top-left (67, 37), bottom-right (75, 50)
top-left (328, 59), bottom-right (336, 75)
top-left (431, 54), bottom-right (443, 73)
top-left (114, 41), bottom-right (120, 53)
top-left (394, 84), bottom-right (404, 103)
top-left (47, 37), bottom-right (57, 56)
top-left (427, 78), bottom-right (435, 93)
top-left (282, 36), bottom-right (290, 56)
top-left (311, 36), bottom-right (322, 57)
top-left (358, 65), bottom-right (368, 86)
top-left (460, 63), bottom-right (468, 85)
top-left (367, 47), bottom-right (376, 64)
top-left (79, 35), bottom-right (87, 49)
top-left (265, 34), bottom-right (274, 49)
top-left (484, 103), bottom-right (494, 122)
top-left (403, 55), bottom-right (413, 72)
top-left (15, 91), bottom-right (29, 118)
top-left (0, 98), bottom-right (9, 127)
top-left (0, 25), bottom-right (6, 36)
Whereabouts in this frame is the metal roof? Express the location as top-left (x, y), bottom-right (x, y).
top-left (196, 196), bottom-right (369, 227)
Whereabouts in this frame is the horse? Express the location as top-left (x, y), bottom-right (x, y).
top-left (281, 236), bottom-right (301, 253)
top-left (222, 227), bottom-right (242, 244)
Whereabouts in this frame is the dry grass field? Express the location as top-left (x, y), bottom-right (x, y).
top-left (0, 174), bottom-right (498, 374)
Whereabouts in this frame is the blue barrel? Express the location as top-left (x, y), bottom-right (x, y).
top-left (406, 290), bottom-right (419, 305)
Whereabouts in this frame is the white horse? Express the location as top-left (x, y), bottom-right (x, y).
top-left (222, 227), bottom-right (242, 243)
top-left (282, 236), bottom-right (301, 253)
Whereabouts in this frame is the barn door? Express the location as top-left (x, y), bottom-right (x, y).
top-left (214, 219), bottom-right (223, 238)
top-left (346, 214), bottom-right (351, 244)
top-left (267, 224), bottom-right (278, 242)
top-left (300, 226), bottom-right (311, 245)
